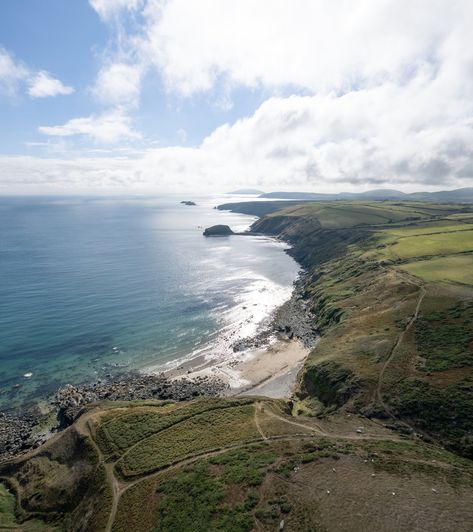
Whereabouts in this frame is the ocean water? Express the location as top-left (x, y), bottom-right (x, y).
top-left (0, 195), bottom-right (299, 410)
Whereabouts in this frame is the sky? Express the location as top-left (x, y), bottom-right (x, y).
top-left (0, 0), bottom-right (472, 195)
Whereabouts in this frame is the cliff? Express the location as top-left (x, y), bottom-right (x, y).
top-left (227, 200), bottom-right (473, 458)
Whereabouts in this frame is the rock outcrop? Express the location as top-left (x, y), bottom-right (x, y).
top-left (203, 224), bottom-right (234, 236)
top-left (55, 373), bottom-right (227, 425)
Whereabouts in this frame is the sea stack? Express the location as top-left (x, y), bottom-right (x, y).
top-left (203, 225), bottom-right (234, 237)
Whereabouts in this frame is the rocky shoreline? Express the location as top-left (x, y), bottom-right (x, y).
top-left (0, 273), bottom-right (315, 464)
top-left (0, 219), bottom-right (317, 465)
top-left (231, 272), bottom-right (318, 353)
top-left (0, 373), bottom-right (227, 463)
top-left (54, 372), bottom-right (228, 424)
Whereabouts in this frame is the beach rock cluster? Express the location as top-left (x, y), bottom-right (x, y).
top-left (232, 273), bottom-right (318, 353)
top-left (55, 373), bottom-right (228, 424)
top-left (273, 275), bottom-right (319, 348)
top-left (0, 411), bottom-right (45, 462)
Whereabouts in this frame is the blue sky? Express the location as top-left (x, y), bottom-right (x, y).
top-left (0, 1), bottom-right (103, 153)
top-left (0, 0), bottom-right (472, 194)
top-left (0, 0), bottom-right (268, 154)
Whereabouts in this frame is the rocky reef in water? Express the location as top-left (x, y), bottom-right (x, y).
top-left (203, 224), bottom-right (234, 236)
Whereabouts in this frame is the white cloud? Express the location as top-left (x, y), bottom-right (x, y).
top-left (89, 0), bottom-right (143, 21)
top-left (92, 63), bottom-right (142, 106)
top-left (4, 78), bottom-right (473, 193)
top-left (39, 110), bottom-right (141, 143)
top-left (3, 1), bottom-right (473, 193)
top-left (28, 71), bottom-right (75, 98)
top-left (141, 0), bottom-right (473, 96)
top-left (0, 48), bottom-right (28, 97)
top-left (0, 47), bottom-right (74, 99)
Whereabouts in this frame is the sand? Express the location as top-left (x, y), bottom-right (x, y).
top-left (164, 338), bottom-right (311, 399)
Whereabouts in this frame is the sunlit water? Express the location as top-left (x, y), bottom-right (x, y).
top-left (0, 194), bottom-right (299, 410)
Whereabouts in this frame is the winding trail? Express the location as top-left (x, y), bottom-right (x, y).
top-left (375, 283), bottom-right (426, 424)
top-left (254, 403), bottom-right (268, 441)
top-left (78, 401), bottom-right (404, 530)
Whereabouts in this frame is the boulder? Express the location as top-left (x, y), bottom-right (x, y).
top-left (180, 201), bottom-right (196, 206)
top-left (203, 225), bottom-right (234, 237)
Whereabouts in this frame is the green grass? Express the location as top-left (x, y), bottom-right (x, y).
top-left (0, 483), bottom-right (18, 528)
top-left (414, 304), bottom-right (473, 371)
top-left (153, 446), bottom-right (279, 532)
top-left (268, 201), bottom-right (473, 229)
top-left (117, 404), bottom-right (260, 477)
top-left (115, 444), bottom-right (279, 532)
top-left (390, 229), bottom-right (473, 259)
top-left (96, 398), bottom-right (252, 458)
top-left (271, 202), bottom-right (431, 228)
top-left (382, 222), bottom-right (473, 238)
top-left (387, 378), bottom-right (473, 458)
top-left (0, 481), bottom-right (61, 531)
top-left (401, 255), bottom-right (473, 285)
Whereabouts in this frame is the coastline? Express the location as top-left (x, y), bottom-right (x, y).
top-left (0, 205), bottom-right (318, 463)
top-left (163, 271), bottom-right (318, 398)
top-left (0, 272), bottom-right (317, 463)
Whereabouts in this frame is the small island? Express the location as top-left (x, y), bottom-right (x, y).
top-left (203, 224), bottom-right (234, 236)
top-left (180, 200), bottom-right (196, 206)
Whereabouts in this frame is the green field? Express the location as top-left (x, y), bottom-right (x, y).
top-left (381, 222), bottom-right (473, 238)
top-left (401, 254), bottom-right (473, 285)
top-left (117, 404), bottom-right (260, 477)
top-left (389, 229), bottom-right (473, 259)
top-left (269, 201), bottom-right (473, 229)
top-left (95, 398), bottom-right (250, 458)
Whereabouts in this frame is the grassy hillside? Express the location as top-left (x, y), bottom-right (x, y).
top-left (246, 201), bottom-right (473, 457)
top-left (2, 200), bottom-right (473, 531)
top-left (2, 397), bottom-right (473, 531)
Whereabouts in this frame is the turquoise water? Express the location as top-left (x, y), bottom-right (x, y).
top-left (0, 195), bottom-right (299, 410)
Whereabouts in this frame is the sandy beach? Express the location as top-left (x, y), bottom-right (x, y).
top-left (165, 337), bottom-right (312, 398)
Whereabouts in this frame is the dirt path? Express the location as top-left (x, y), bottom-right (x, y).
top-left (254, 403), bottom-right (268, 441)
top-left (376, 283), bottom-right (426, 424)
top-left (74, 415), bottom-right (122, 532)
top-left (22, 400), bottom-right (404, 531)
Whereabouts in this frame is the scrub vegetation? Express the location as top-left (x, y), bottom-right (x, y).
top-left (250, 201), bottom-right (473, 457)
top-left (2, 396), bottom-right (473, 531)
top-left (2, 200), bottom-right (473, 530)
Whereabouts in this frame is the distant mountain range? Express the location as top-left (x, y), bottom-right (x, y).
top-left (259, 187), bottom-right (473, 202)
top-left (227, 188), bottom-right (265, 195)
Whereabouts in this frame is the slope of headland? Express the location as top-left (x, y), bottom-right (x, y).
top-left (2, 396), bottom-right (473, 531)
top-left (2, 199), bottom-right (473, 531)
top-left (240, 200), bottom-right (473, 458)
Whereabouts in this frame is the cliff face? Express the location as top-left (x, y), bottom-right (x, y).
top-left (250, 214), bottom-right (366, 268)
top-left (234, 201), bottom-right (473, 458)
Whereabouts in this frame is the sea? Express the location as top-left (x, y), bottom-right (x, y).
top-left (0, 194), bottom-right (300, 410)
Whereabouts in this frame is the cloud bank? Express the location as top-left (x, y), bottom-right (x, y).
top-left (2, 0), bottom-right (473, 193)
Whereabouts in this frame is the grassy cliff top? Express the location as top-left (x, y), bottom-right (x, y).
top-left (2, 396), bottom-right (473, 531)
top-left (266, 201), bottom-right (473, 228)
top-left (2, 200), bottom-right (473, 531)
